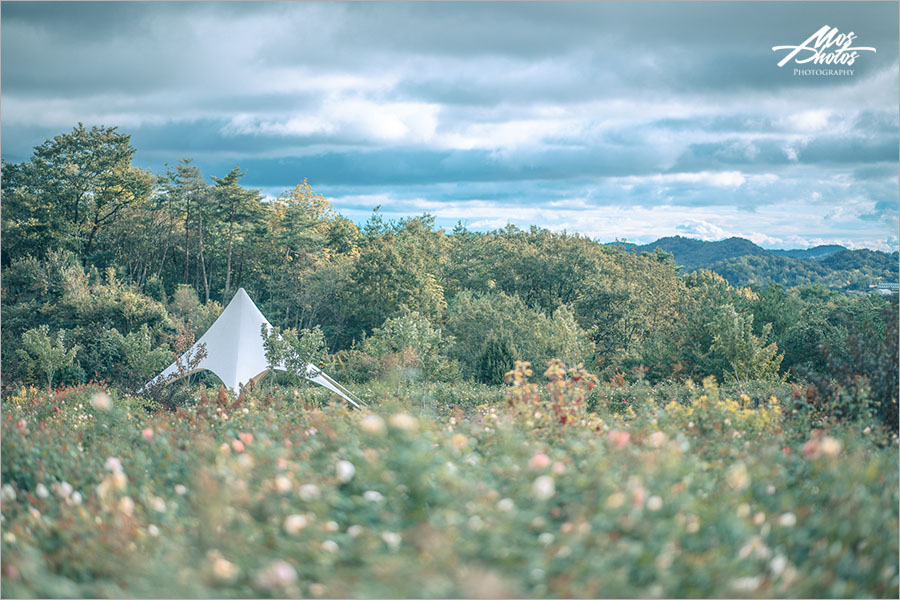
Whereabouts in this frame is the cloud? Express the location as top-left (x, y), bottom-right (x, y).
top-left (1, 1), bottom-right (897, 250)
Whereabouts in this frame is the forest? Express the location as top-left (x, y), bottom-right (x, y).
top-left (1, 124), bottom-right (898, 597)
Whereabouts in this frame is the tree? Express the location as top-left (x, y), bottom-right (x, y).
top-left (16, 325), bottom-right (79, 389)
top-left (477, 335), bottom-right (517, 385)
top-left (211, 166), bottom-right (263, 300)
top-left (710, 304), bottom-right (785, 387)
top-left (1, 124), bottom-right (152, 263)
top-left (158, 160), bottom-right (211, 295)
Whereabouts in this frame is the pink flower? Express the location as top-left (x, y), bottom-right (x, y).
top-left (608, 430), bottom-right (630, 449)
top-left (15, 419), bottom-right (26, 432)
top-left (142, 428), bottom-right (154, 441)
top-left (238, 432), bottom-right (254, 445)
top-left (631, 486), bottom-right (646, 509)
top-left (232, 439), bottom-right (245, 453)
top-left (528, 453), bottom-right (552, 470)
top-left (801, 439), bottom-right (820, 459)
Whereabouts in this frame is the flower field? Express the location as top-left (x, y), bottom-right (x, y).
top-left (2, 372), bottom-right (898, 598)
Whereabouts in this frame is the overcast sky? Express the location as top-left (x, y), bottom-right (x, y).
top-left (2, 1), bottom-right (898, 249)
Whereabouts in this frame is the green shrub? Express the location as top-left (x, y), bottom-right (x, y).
top-left (476, 336), bottom-right (516, 385)
top-left (15, 325), bottom-right (79, 389)
top-left (362, 310), bottom-right (460, 382)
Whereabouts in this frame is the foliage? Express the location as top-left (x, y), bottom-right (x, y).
top-left (710, 304), bottom-right (785, 387)
top-left (361, 311), bottom-right (459, 383)
top-left (504, 359), bottom-right (598, 432)
top-left (15, 326), bottom-right (80, 389)
top-left (1, 380), bottom-right (896, 598)
top-left (705, 251), bottom-right (898, 292)
top-left (445, 291), bottom-right (594, 380)
top-left (476, 335), bottom-right (517, 385)
top-left (1, 123), bottom-right (896, 430)
top-left (797, 298), bottom-right (899, 432)
top-left (1, 124), bottom-right (153, 264)
top-left (260, 323), bottom-right (328, 383)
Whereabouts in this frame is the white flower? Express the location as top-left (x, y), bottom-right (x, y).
top-left (1, 484), bottom-right (15, 502)
top-left (71, 491), bottom-right (83, 505)
top-left (118, 496), bottom-right (135, 516)
top-left (770, 554), bottom-right (788, 577)
top-left (55, 481), bottom-right (73, 498)
top-left (359, 414), bottom-right (386, 435)
top-left (255, 560), bottom-right (297, 591)
top-left (148, 496), bottom-right (167, 513)
top-left (388, 412), bottom-right (419, 433)
top-left (497, 498), bottom-right (515, 512)
top-left (174, 484), bottom-right (187, 496)
top-left (336, 460), bottom-right (356, 483)
top-left (283, 514), bottom-right (309, 535)
top-left (299, 484), bottom-right (321, 500)
top-left (347, 525), bottom-right (363, 538)
top-left (109, 472), bottom-right (127, 492)
top-left (35, 483), bottom-right (49, 499)
top-left (532, 475), bottom-right (555, 501)
top-left (90, 391), bottom-right (111, 410)
top-left (274, 475), bottom-right (292, 493)
top-left (211, 554), bottom-right (238, 581)
top-left (647, 496), bottom-right (663, 511)
top-left (467, 515), bottom-right (484, 531)
top-left (778, 512), bottom-right (797, 527)
top-left (324, 520), bottom-right (339, 532)
top-left (148, 524), bottom-right (160, 537)
top-left (363, 490), bottom-right (383, 502)
top-left (647, 431), bottom-right (667, 448)
top-left (381, 531), bottom-right (402, 550)
top-left (320, 540), bottom-right (339, 553)
top-left (538, 532), bottom-right (555, 546)
top-left (820, 436), bottom-right (842, 457)
top-left (104, 457), bottom-right (123, 473)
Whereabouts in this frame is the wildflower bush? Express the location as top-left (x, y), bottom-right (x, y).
top-left (2, 372), bottom-right (897, 598)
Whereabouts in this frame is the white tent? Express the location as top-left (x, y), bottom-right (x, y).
top-left (143, 288), bottom-right (363, 408)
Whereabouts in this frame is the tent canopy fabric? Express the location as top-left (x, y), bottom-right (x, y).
top-left (143, 288), bottom-right (361, 408)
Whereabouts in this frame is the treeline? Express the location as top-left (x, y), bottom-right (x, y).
top-left (2, 125), bottom-right (897, 416)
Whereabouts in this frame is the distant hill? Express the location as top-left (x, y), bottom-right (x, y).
top-left (630, 236), bottom-right (767, 270)
top-left (770, 245), bottom-right (845, 259)
top-left (609, 236), bottom-right (898, 291)
top-left (704, 250), bottom-right (899, 291)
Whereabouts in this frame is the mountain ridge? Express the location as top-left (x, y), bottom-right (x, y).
top-left (606, 235), bottom-right (898, 291)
